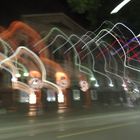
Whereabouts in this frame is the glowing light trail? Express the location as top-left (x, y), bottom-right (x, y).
top-left (39, 28), bottom-right (96, 79)
top-left (85, 23), bottom-right (140, 73)
top-left (0, 46), bottom-right (63, 95)
top-left (111, 0), bottom-right (131, 14)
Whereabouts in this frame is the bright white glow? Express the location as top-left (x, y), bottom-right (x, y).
top-left (57, 92), bottom-right (64, 103)
top-left (124, 87), bottom-right (128, 91)
top-left (47, 96), bottom-right (56, 102)
top-left (109, 82), bottom-right (114, 87)
top-left (90, 76), bottom-right (96, 81)
top-left (111, 0), bottom-right (131, 14)
top-left (23, 72), bottom-right (29, 77)
top-left (134, 88), bottom-right (139, 93)
top-left (29, 93), bottom-right (36, 104)
top-left (15, 73), bottom-right (21, 78)
top-left (122, 83), bottom-right (127, 88)
top-left (11, 77), bottom-right (18, 82)
top-left (94, 82), bottom-right (99, 87)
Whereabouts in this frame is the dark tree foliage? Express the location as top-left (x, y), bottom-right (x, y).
top-left (67, 0), bottom-right (140, 33)
top-left (67, 0), bottom-right (101, 29)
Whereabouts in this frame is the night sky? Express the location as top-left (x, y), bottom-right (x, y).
top-left (0, 0), bottom-right (69, 26)
top-left (0, 0), bottom-right (140, 33)
top-left (0, 0), bottom-right (121, 27)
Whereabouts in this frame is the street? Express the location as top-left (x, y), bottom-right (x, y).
top-left (0, 108), bottom-right (140, 140)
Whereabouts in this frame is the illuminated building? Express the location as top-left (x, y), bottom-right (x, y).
top-left (1, 14), bottom-right (139, 113)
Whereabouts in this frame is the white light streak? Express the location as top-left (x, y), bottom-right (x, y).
top-left (40, 28), bottom-right (95, 79)
top-left (29, 93), bottom-right (36, 104)
top-left (111, 0), bottom-right (131, 14)
top-left (23, 72), bottom-right (29, 77)
top-left (57, 92), bottom-right (64, 103)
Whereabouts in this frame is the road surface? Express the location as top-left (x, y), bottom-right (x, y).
top-left (0, 109), bottom-right (140, 140)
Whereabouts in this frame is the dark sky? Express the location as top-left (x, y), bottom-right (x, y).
top-left (0, 0), bottom-right (69, 26)
top-left (0, 0), bottom-right (125, 29)
top-left (0, 0), bottom-right (121, 26)
top-left (0, 0), bottom-right (140, 33)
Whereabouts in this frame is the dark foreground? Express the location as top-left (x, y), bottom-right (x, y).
top-left (0, 106), bottom-right (140, 140)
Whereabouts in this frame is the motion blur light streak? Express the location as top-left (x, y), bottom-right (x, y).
top-left (40, 28), bottom-right (95, 81)
top-left (0, 21), bottom-right (46, 53)
top-left (83, 43), bottom-right (113, 87)
top-left (0, 19), bottom-right (140, 106)
top-left (94, 24), bottom-right (140, 73)
top-left (99, 41), bottom-right (126, 87)
top-left (111, 0), bottom-right (131, 14)
top-left (97, 43), bottom-right (115, 87)
top-left (37, 27), bottom-right (68, 54)
top-left (0, 38), bottom-right (14, 55)
top-left (0, 46), bottom-right (63, 96)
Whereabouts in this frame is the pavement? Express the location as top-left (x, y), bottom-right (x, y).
top-left (0, 102), bottom-right (139, 119)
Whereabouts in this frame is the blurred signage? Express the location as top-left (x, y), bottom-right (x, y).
top-left (73, 89), bottom-right (80, 101)
top-left (28, 78), bottom-right (43, 90)
top-left (56, 76), bottom-right (68, 90)
top-left (79, 80), bottom-right (89, 92)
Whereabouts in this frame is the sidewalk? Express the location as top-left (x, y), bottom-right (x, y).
top-left (0, 102), bottom-right (139, 120)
